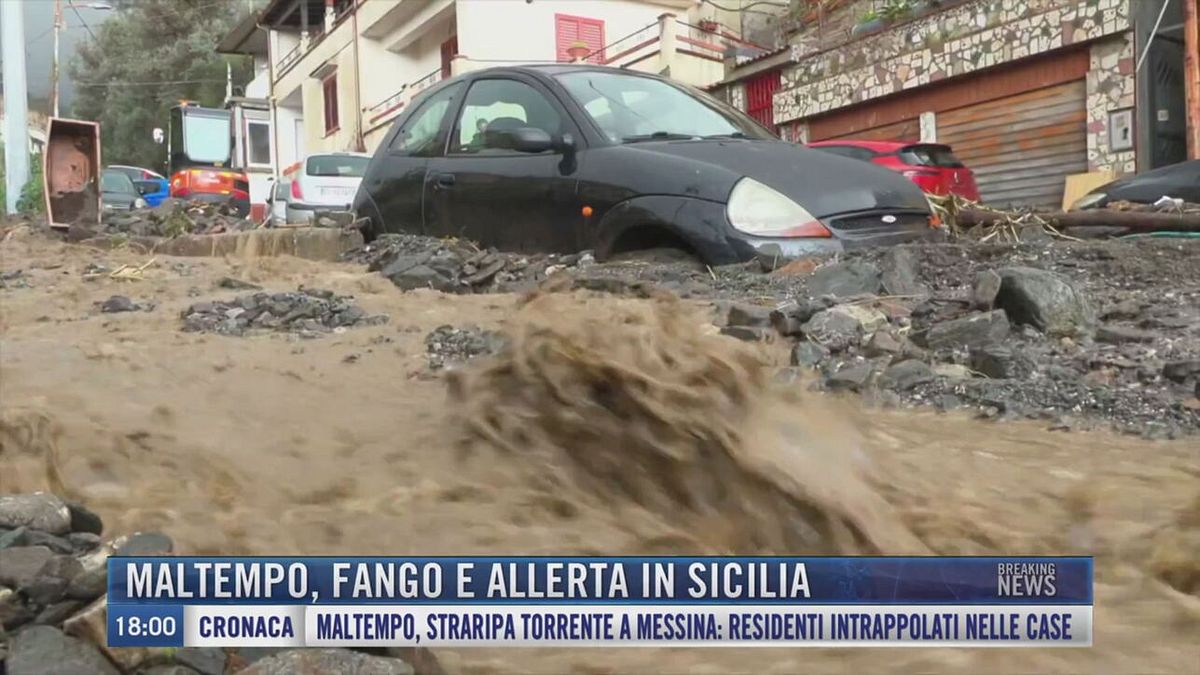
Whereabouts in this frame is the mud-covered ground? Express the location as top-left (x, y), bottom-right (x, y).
top-left (1, 225), bottom-right (1198, 673)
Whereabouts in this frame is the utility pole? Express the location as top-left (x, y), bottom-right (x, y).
top-left (1184, 0), bottom-right (1199, 160)
top-left (51, 0), bottom-right (64, 117)
top-left (2, 0), bottom-right (31, 215)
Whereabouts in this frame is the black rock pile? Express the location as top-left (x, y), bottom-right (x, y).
top-left (425, 324), bottom-right (507, 370)
top-left (100, 199), bottom-right (255, 238)
top-left (346, 233), bottom-right (592, 293)
top-left (721, 241), bottom-right (1200, 437)
top-left (181, 287), bottom-right (388, 337)
top-left (0, 492), bottom-right (436, 675)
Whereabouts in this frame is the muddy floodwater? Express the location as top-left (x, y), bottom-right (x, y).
top-left (1, 234), bottom-right (1197, 673)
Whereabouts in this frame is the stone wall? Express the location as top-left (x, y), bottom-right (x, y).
top-left (1087, 34), bottom-right (1136, 173)
top-left (774, 0), bottom-right (1132, 123)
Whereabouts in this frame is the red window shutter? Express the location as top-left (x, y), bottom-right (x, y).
top-left (745, 70), bottom-right (781, 131)
top-left (323, 75), bottom-right (339, 133)
top-left (555, 14), bottom-right (605, 63)
top-left (440, 36), bottom-right (458, 78)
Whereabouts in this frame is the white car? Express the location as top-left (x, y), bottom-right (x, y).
top-left (285, 152), bottom-right (371, 225)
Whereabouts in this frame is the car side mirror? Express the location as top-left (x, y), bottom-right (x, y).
top-left (487, 126), bottom-right (553, 153)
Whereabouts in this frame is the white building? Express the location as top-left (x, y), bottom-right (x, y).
top-left (243, 0), bottom-right (767, 171)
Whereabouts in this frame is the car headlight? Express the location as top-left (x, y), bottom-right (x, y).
top-left (726, 177), bottom-right (831, 238)
top-left (1071, 192), bottom-right (1106, 210)
top-left (134, 198), bottom-right (147, 209)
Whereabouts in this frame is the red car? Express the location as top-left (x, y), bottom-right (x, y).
top-left (807, 140), bottom-right (981, 202)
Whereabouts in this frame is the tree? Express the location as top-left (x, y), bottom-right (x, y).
top-left (68, 0), bottom-right (260, 171)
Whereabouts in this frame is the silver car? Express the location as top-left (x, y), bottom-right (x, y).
top-left (285, 152), bottom-right (370, 225)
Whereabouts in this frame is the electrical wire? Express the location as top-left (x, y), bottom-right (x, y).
top-left (69, 4), bottom-right (99, 41)
top-left (1135, 0), bottom-right (1173, 74)
top-left (74, 79), bottom-right (226, 87)
top-left (701, 0), bottom-right (791, 15)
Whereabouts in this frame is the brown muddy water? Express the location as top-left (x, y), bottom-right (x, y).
top-left (1, 233), bottom-right (1198, 674)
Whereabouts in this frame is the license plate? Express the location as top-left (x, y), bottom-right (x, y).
top-left (321, 187), bottom-right (355, 198)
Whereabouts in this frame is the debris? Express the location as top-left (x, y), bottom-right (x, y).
top-left (805, 261), bottom-right (883, 298)
top-left (424, 325), bottom-right (507, 370)
top-left (97, 295), bottom-right (140, 313)
top-left (181, 288), bottom-right (387, 337)
top-left (920, 310), bottom-right (1011, 351)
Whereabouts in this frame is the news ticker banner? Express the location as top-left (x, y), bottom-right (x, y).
top-left (106, 556), bottom-right (1092, 648)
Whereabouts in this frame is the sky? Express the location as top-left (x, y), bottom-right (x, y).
top-left (1, 0), bottom-right (117, 113)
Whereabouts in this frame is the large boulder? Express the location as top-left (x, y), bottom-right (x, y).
top-left (879, 247), bottom-right (929, 297)
top-left (921, 310), bottom-right (1010, 351)
top-left (994, 267), bottom-right (1094, 337)
top-left (806, 261), bottom-right (883, 298)
top-left (0, 494), bottom-right (72, 534)
top-left (801, 304), bottom-right (888, 352)
top-left (6, 625), bottom-right (120, 675)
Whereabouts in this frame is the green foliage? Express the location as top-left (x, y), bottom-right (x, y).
top-left (68, 0), bottom-right (261, 170)
top-left (859, 8), bottom-right (880, 22)
top-left (0, 141), bottom-right (46, 214)
top-left (880, 0), bottom-right (914, 21)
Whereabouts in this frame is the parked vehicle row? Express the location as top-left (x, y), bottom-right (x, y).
top-left (808, 140), bottom-right (982, 202)
top-left (352, 65), bottom-right (938, 265)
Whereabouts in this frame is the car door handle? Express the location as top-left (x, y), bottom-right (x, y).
top-left (434, 173), bottom-right (456, 188)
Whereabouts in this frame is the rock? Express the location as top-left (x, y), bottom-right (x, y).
top-left (66, 566), bottom-right (108, 600)
top-left (62, 595), bottom-right (106, 643)
top-left (0, 494), bottom-right (72, 534)
top-left (1, 584), bottom-right (36, 629)
top-left (239, 649), bottom-right (415, 675)
top-left (176, 647), bottom-right (228, 675)
top-left (880, 360), bottom-right (935, 391)
top-left (802, 304), bottom-right (888, 352)
top-left (13, 529), bottom-right (75, 554)
top-left (971, 270), bottom-right (1002, 309)
top-left (217, 276), bottom-right (262, 290)
top-left (0, 526), bottom-right (24, 549)
top-left (921, 310), bottom-right (1010, 350)
top-left (1163, 360), bottom-right (1200, 383)
top-left (0, 546), bottom-right (55, 588)
top-left (726, 302), bottom-right (773, 327)
top-left (5, 625), bottom-right (120, 675)
top-left (113, 532), bottom-right (174, 557)
top-left (33, 599), bottom-right (84, 626)
top-left (826, 362), bottom-right (876, 391)
top-left (67, 532), bottom-right (101, 551)
top-left (424, 325), bottom-right (507, 370)
top-left (806, 261), bottom-right (883, 298)
top-left (99, 295), bottom-right (138, 313)
top-left (932, 363), bottom-right (973, 379)
top-left (995, 267), bottom-right (1094, 337)
top-left (388, 263), bottom-right (457, 292)
top-left (863, 331), bottom-right (905, 358)
top-left (769, 256), bottom-right (820, 276)
top-left (64, 502), bottom-right (103, 536)
top-left (1094, 325), bottom-right (1161, 344)
top-left (769, 299), bottom-right (826, 336)
top-left (879, 247), bottom-right (929, 296)
top-left (970, 345), bottom-right (1016, 379)
top-left (720, 325), bottom-right (771, 341)
top-left (790, 341), bottom-right (828, 368)
top-left (141, 666), bottom-right (202, 675)
top-left (382, 647), bottom-right (447, 675)
top-left (23, 554), bottom-right (83, 605)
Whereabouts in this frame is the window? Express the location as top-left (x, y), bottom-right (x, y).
top-left (451, 79), bottom-right (563, 154)
top-left (556, 70), bottom-right (771, 143)
top-left (555, 14), bottom-right (605, 63)
top-left (322, 74), bottom-right (339, 134)
top-left (306, 154), bottom-right (370, 177)
top-left (811, 145), bottom-right (876, 161)
top-left (388, 83), bottom-right (463, 156)
top-left (247, 120), bottom-right (271, 167)
top-left (182, 112), bottom-right (231, 164)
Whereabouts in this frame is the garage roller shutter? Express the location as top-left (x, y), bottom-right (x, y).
top-left (938, 80), bottom-right (1087, 208)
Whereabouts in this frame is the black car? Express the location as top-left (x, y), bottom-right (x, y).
top-left (101, 168), bottom-right (147, 212)
top-left (1072, 159), bottom-right (1200, 210)
top-left (354, 65), bottom-right (936, 265)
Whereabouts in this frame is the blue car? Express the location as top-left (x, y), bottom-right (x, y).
top-left (106, 165), bottom-right (170, 207)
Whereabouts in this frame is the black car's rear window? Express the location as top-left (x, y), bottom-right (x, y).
top-left (306, 155), bottom-right (369, 177)
top-left (898, 144), bottom-right (964, 168)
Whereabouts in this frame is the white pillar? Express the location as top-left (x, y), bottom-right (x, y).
top-left (658, 13), bottom-right (677, 75)
top-left (2, 0), bottom-right (31, 214)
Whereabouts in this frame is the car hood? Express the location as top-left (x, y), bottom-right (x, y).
top-left (1093, 159), bottom-right (1200, 204)
top-left (623, 139), bottom-right (931, 217)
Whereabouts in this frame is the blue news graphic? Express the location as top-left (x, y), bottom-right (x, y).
top-left (107, 556), bottom-right (1092, 605)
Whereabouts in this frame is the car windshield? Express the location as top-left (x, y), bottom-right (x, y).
top-left (306, 155), bottom-right (370, 177)
top-left (556, 71), bottom-right (772, 143)
top-left (101, 171), bottom-right (135, 194)
top-left (182, 113), bottom-right (230, 164)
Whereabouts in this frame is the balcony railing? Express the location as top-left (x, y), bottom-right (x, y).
top-left (363, 68), bottom-right (444, 130)
top-left (584, 22), bottom-right (659, 66)
top-left (277, 41), bottom-right (304, 75)
top-left (676, 20), bottom-right (768, 61)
